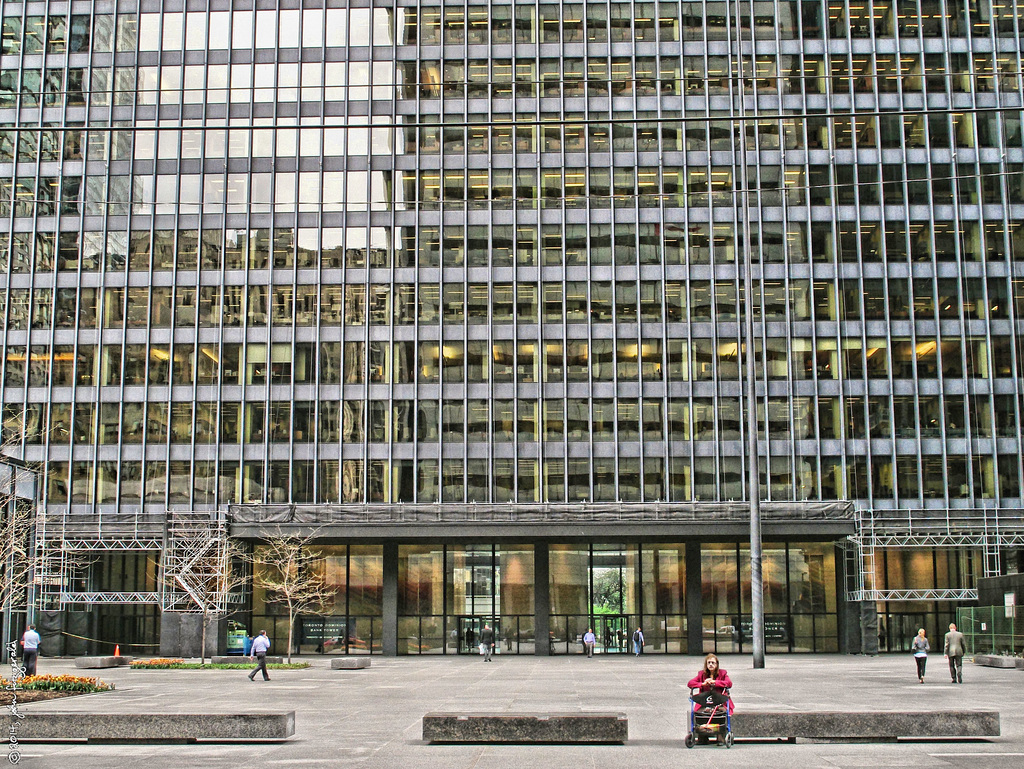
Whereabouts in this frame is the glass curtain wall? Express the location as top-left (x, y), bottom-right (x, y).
top-left (702, 542), bottom-right (838, 653)
top-left (399, 544), bottom-right (534, 654)
top-left (251, 544), bottom-right (383, 656)
top-left (875, 547), bottom-right (980, 651)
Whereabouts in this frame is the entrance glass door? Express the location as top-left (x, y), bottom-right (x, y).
top-left (455, 616), bottom-right (487, 654)
top-left (595, 615), bottom-right (630, 653)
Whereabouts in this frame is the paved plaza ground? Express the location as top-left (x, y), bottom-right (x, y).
top-left (10, 652), bottom-right (1024, 768)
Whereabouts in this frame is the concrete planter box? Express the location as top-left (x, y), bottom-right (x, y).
top-left (973, 655), bottom-right (1019, 668)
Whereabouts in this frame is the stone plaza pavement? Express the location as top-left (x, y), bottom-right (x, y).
top-left (11, 653), bottom-right (1024, 768)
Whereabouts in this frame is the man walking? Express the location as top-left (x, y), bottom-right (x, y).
top-left (583, 628), bottom-right (596, 658)
top-left (480, 623), bottom-right (494, 662)
top-left (632, 627), bottom-right (644, 656)
top-left (944, 622), bottom-right (966, 684)
top-left (21, 624), bottom-right (41, 675)
top-left (248, 630), bottom-right (271, 681)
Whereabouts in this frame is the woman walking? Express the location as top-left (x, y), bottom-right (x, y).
top-left (912, 628), bottom-right (930, 683)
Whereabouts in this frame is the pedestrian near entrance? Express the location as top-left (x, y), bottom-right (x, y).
top-left (632, 627), bottom-right (644, 656)
top-left (465, 627), bottom-right (476, 653)
top-left (248, 630), bottom-right (271, 681)
top-left (480, 624), bottom-right (494, 661)
top-left (583, 628), bottom-right (596, 657)
top-left (911, 628), bottom-right (930, 683)
top-left (21, 624), bottom-right (40, 676)
top-left (944, 622), bottom-right (966, 684)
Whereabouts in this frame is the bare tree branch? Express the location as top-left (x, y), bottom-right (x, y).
top-left (244, 528), bottom-right (334, 663)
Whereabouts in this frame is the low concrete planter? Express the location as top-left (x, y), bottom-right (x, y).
top-left (732, 710), bottom-right (1000, 741)
top-left (114, 656), bottom-right (134, 666)
top-left (74, 657), bottom-right (120, 669)
top-left (973, 655), bottom-right (1019, 668)
top-left (331, 658), bottom-right (370, 670)
top-left (18, 712), bottom-right (295, 744)
top-left (423, 712), bottom-right (628, 744)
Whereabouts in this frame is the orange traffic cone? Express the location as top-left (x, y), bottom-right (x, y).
top-left (114, 645), bottom-right (120, 657)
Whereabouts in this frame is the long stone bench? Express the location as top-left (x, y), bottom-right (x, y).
top-left (973, 655), bottom-right (1019, 669)
top-left (423, 712), bottom-right (627, 744)
top-left (210, 656), bottom-right (284, 665)
top-left (18, 712), bottom-right (296, 744)
top-left (731, 711), bottom-right (1000, 742)
top-left (73, 657), bottom-right (120, 669)
top-left (331, 658), bottom-right (370, 670)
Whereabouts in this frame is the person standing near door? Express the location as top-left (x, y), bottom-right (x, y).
top-left (583, 628), bottom-right (596, 658)
top-left (632, 627), bottom-right (644, 657)
top-left (944, 622), bottom-right (966, 683)
top-left (466, 626), bottom-right (476, 653)
top-left (480, 624), bottom-right (494, 662)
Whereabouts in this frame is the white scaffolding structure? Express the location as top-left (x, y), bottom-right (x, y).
top-left (35, 511), bottom-right (229, 612)
top-left (845, 508), bottom-right (1024, 602)
top-left (161, 512), bottom-right (230, 613)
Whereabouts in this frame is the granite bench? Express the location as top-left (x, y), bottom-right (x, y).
top-left (210, 656), bottom-right (284, 665)
top-left (17, 712), bottom-right (296, 744)
top-left (973, 655), bottom-right (1020, 669)
top-left (331, 657), bottom-right (371, 670)
top-left (423, 712), bottom-right (627, 744)
top-left (731, 711), bottom-right (1000, 742)
top-left (73, 657), bottom-right (121, 669)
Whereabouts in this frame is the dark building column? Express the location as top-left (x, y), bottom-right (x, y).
top-left (686, 541), bottom-right (703, 655)
top-left (382, 543), bottom-right (399, 656)
top-left (534, 542), bottom-right (550, 656)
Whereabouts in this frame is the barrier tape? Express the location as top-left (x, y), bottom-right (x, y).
top-left (57, 631), bottom-right (158, 648)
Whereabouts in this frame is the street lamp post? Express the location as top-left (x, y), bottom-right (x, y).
top-left (735, 0), bottom-right (765, 669)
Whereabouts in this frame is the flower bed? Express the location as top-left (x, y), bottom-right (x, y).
top-left (129, 658), bottom-right (185, 668)
top-left (1, 674), bottom-right (113, 693)
top-left (130, 659), bottom-right (309, 670)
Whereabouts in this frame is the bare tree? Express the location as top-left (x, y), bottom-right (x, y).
top-left (246, 529), bottom-right (333, 663)
top-left (0, 458), bottom-right (37, 658)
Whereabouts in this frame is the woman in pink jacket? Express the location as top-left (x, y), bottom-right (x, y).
top-left (687, 654), bottom-right (734, 714)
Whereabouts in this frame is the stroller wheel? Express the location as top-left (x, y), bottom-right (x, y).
top-left (684, 733), bottom-right (695, 749)
top-left (724, 732), bottom-right (734, 749)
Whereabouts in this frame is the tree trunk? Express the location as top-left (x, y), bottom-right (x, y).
top-left (199, 612), bottom-right (207, 666)
top-left (286, 604), bottom-right (294, 664)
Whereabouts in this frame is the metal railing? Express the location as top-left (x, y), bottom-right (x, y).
top-left (958, 605), bottom-right (1024, 656)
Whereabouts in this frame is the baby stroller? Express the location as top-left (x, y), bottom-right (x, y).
top-left (684, 687), bottom-right (733, 748)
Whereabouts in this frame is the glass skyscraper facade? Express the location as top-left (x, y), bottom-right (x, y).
top-left (2, 1), bottom-right (1021, 655)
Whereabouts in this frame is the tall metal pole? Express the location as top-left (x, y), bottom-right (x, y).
top-left (735, 0), bottom-right (765, 669)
